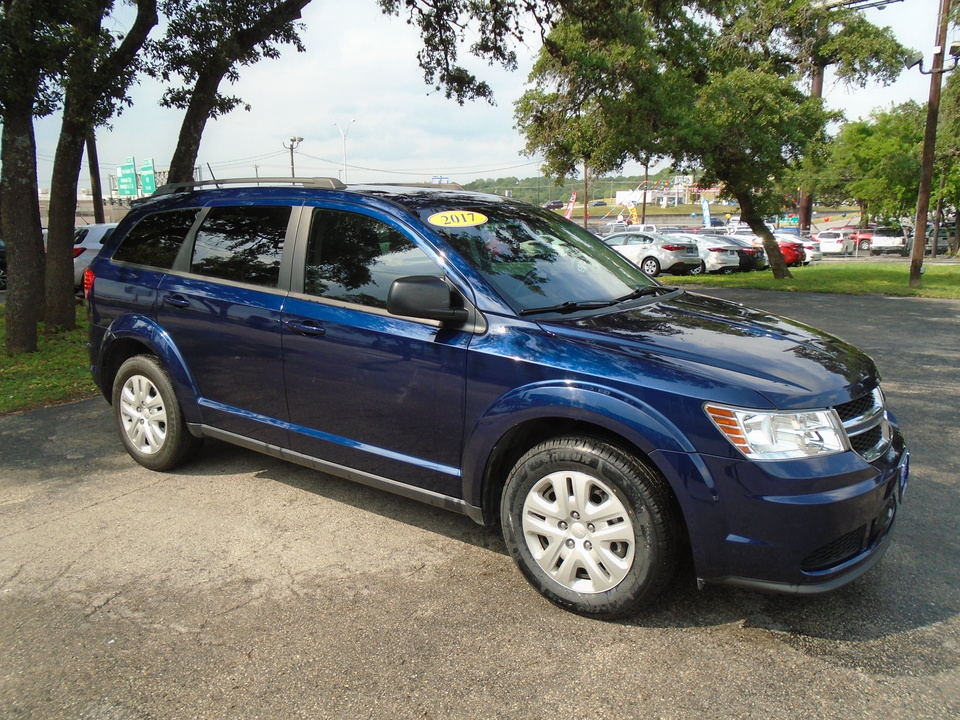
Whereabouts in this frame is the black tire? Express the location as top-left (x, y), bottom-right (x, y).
top-left (640, 257), bottom-right (661, 277)
top-left (500, 436), bottom-right (682, 619)
top-left (688, 260), bottom-right (705, 276)
top-left (858, 239), bottom-right (870, 252)
top-left (0, 265), bottom-right (6, 291)
top-left (112, 354), bottom-right (202, 471)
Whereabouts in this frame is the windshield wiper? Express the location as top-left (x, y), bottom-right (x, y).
top-left (519, 286), bottom-right (679, 317)
top-left (519, 299), bottom-right (617, 317)
top-left (614, 285), bottom-right (678, 303)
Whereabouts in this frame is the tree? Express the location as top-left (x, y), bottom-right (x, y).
top-left (152, 0), bottom-right (313, 183)
top-left (45, 0), bottom-right (158, 332)
top-left (515, 0), bottom-right (907, 279)
top-left (0, 1), bottom-right (78, 353)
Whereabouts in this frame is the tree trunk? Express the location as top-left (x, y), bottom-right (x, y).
top-left (166, 66), bottom-right (228, 183)
top-left (738, 191), bottom-right (792, 280)
top-left (44, 0), bottom-right (158, 331)
top-left (45, 110), bottom-right (87, 331)
top-left (1, 101), bottom-right (46, 353)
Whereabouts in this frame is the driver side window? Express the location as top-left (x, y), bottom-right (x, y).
top-left (304, 208), bottom-right (441, 308)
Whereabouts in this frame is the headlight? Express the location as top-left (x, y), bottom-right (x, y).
top-left (704, 403), bottom-right (849, 460)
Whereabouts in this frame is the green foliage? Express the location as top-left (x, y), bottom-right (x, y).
top-left (377, 0), bottom-right (552, 104)
top-left (152, 0), bottom-right (309, 118)
top-left (812, 102), bottom-right (924, 222)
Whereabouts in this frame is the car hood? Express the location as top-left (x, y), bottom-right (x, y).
top-left (544, 290), bottom-right (877, 410)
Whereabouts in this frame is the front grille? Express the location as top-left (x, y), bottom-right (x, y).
top-left (834, 388), bottom-right (891, 462)
top-left (850, 424), bottom-right (883, 455)
top-left (835, 391), bottom-right (880, 423)
top-left (801, 525), bottom-right (867, 571)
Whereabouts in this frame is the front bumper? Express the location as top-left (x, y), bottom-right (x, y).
top-left (654, 427), bottom-right (909, 594)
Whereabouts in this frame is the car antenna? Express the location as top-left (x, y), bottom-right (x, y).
top-left (206, 163), bottom-right (221, 188)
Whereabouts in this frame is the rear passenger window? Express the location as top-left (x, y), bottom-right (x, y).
top-left (190, 206), bottom-right (291, 288)
top-left (113, 209), bottom-right (199, 269)
top-left (304, 208), bottom-right (440, 308)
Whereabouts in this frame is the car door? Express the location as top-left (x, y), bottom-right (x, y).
top-left (155, 203), bottom-right (298, 446)
top-left (280, 205), bottom-right (469, 498)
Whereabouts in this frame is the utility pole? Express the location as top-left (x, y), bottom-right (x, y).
top-left (908, 0), bottom-right (956, 287)
top-left (335, 120), bottom-right (355, 182)
top-left (283, 136), bottom-right (303, 177)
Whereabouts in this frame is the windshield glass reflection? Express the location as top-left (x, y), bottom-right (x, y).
top-left (421, 205), bottom-right (655, 315)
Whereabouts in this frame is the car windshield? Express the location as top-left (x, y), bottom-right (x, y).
top-left (420, 204), bottom-right (657, 316)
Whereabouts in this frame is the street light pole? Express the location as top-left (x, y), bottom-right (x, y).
top-left (283, 136), bottom-right (303, 177)
top-left (908, 0), bottom-right (955, 287)
top-left (335, 119), bottom-right (355, 182)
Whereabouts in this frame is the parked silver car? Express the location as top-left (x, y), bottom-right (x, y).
top-left (73, 223), bottom-right (118, 287)
top-left (603, 231), bottom-right (701, 277)
top-left (816, 229), bottom-right (854, 255)
top-left (678, 233), bottom-right (741, 274)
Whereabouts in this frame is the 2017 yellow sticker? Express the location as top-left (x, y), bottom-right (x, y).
top-left (428, 210), bottom-right (488, 227)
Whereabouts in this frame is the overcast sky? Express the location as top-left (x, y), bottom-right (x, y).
top-left (31, 0), bottom-right (954, 192)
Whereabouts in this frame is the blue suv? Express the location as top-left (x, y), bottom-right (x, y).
top-left (86, 178), bottom-right (909, 618)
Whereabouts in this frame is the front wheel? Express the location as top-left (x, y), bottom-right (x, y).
top-left (112, 355), bottom-right (202, 471)
top-left (688, 260), bottom-right (705, 276)
top-left (500, 436), bottom-right (682, 619)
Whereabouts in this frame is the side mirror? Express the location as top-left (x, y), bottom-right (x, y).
top-left (387, 275), bottom-right (469, 324)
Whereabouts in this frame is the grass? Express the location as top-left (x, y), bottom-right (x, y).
top-left (669, 260), bottom-right (960, 299)
top-left (0, 303), bottom-right (100, 416)
top-left (1, 260), bottom-right (957, 415)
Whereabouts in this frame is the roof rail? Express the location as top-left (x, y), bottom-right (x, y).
top-left (153, 176), bottom-right (346, 196)
top-left (370, 182), bottom-right (466, 191)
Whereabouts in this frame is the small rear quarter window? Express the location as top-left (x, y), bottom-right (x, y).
top-left (112, 209), bottom-right (200, 269)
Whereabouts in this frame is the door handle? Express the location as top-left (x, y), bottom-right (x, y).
top-left (284, 319), bottom-right (326, 337)
top-left (163, 294), bottom-right (191, 309)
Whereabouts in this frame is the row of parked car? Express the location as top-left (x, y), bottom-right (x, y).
top-left (601, 226), bottom-right (813, 277)
top-left (814, 225), bottom-right (953, 256)
top-left (0, 223), bottom-right (118, 294)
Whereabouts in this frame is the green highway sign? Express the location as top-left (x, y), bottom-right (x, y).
top-left (117, 158), bottom-right (138, 197)
top-left (140, 158), bottom-right (156, 195)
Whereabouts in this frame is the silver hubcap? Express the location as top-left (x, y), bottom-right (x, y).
top-left (521, 470), bottom-right (636, 593)
top-left (119, 374), bottom-right (168, 455)
top-left (642, 260), bottom-right (657, 275)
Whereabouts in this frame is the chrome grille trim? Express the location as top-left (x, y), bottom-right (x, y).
top-left (835, 388), bottom-right (891, 462)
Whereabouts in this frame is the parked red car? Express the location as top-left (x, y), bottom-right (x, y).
top-left (776, 237), bottom-right (806, 266)
top-left (849, 226), bottom-right (875, 252)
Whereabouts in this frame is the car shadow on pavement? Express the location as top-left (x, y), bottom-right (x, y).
top-left (4, 394), bottom-right (957, 677)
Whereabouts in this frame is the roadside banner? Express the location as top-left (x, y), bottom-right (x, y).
top-left (564, 191), bottom-right (577, 220)
top-left (702, 198), bottom-right (711, 228)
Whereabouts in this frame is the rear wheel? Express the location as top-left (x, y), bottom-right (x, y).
top-left (640, 257), bottom-right (661, 277)
top-left (501, 436), bottom-right (682, 619)
top-left (112, 355), bottom-right (201, 471)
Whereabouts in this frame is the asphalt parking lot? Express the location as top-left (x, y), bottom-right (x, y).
top-left (1, 288), bottom-right (958, 719)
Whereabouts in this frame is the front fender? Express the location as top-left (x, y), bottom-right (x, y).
top-left (95, 313), bottom-right (202, 425)
top-left (460, 380), bottom-right (696, 508)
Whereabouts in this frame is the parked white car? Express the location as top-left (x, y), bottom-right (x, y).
top-left (816, 229), bottom-right (854, 255)
top-left (73, 223), bottom-right (118, 287)
top-left (603, 232), bottom-right (701, 276)
top-left (870, 227), bottom-right (909, 256)
top-left (678, 233), bottom-right (741, 274)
